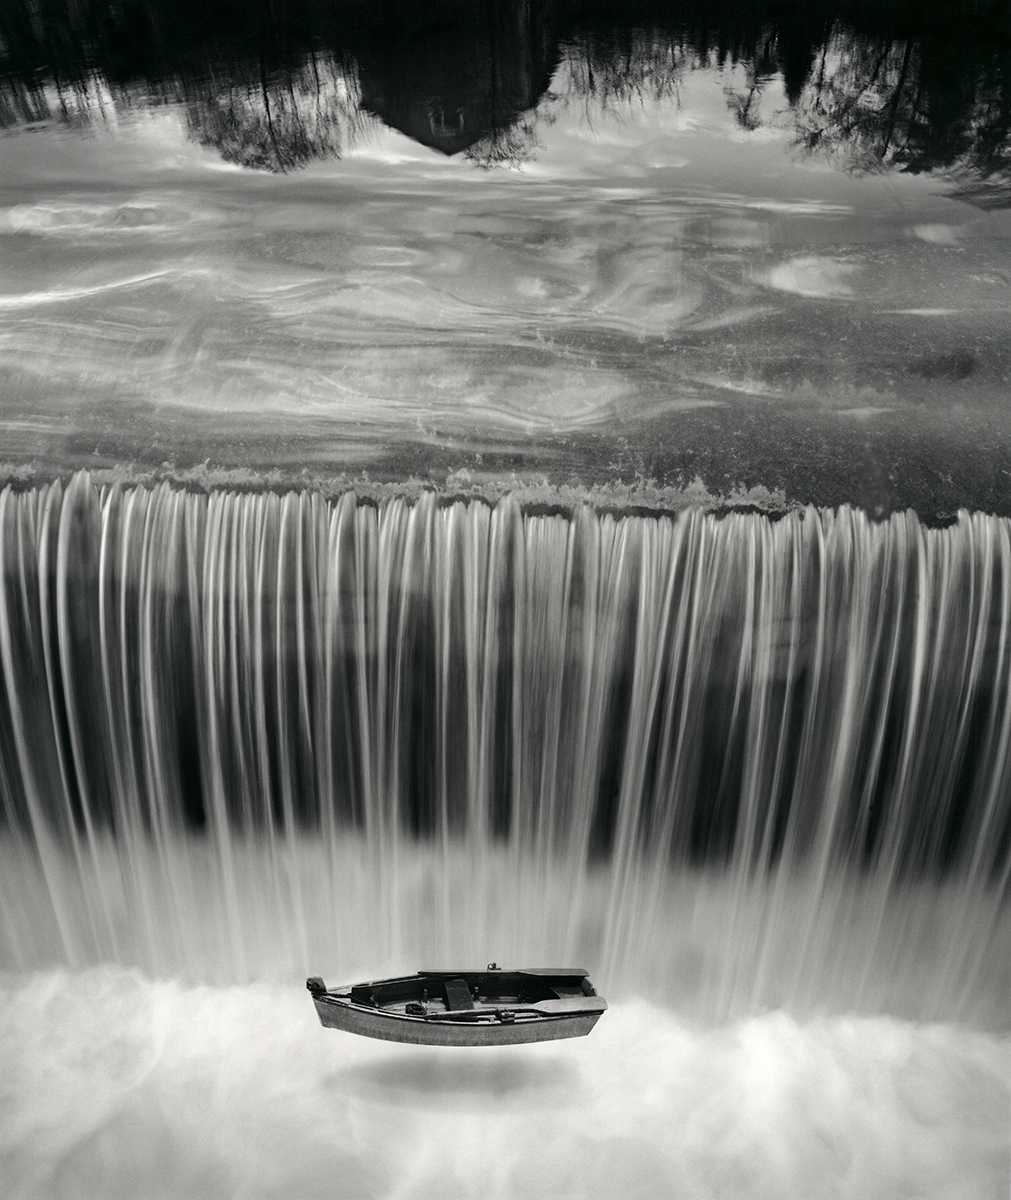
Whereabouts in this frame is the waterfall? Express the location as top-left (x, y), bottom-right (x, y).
top-left (1, 473), bottom-right (1008, 1022)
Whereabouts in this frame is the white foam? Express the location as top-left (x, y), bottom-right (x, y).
top-left (763, 255), bottom-right (861, 299)
top-left (1, 968), bottom-right (1006, 1200)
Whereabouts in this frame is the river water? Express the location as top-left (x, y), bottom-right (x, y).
top-left (1, 2), bottom-right (1009, 1197)
top-left (2, 2), bottom-right (1010, 512)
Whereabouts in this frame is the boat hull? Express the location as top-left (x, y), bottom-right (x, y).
top-left (307, 969), bottom-right (607, 1046)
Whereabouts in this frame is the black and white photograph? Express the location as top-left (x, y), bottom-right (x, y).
top-left (1, 1), bottom-right (1009, 1196)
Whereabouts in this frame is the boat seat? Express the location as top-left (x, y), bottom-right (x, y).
top-left (443, 977), bottom-right (475, 1011)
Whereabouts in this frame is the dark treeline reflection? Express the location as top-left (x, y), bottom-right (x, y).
top-left (1, 0), bottom-right (1009, 191)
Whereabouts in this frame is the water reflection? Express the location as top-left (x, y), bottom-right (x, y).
top-left (2, 0), bottom-right (1010, 517)
top-left (2, 0), bottom-right (1008, 193)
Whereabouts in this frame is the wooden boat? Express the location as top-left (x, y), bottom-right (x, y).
top-left (306, 965), bottom-right (607, 1046)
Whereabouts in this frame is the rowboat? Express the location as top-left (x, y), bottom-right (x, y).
top-left (306, 965), bottom-right (606, 1046)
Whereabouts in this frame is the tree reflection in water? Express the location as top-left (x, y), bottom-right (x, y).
top-left (1, 0), bottom-right (1008, 191)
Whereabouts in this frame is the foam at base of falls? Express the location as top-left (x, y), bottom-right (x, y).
top-left (2, 836), bottom-right (1007, 1031)
top-left (2, 966), bottom-right (1007, 1200)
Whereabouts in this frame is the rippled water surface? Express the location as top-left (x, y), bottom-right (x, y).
top-left (2, 0), bottom-right (1010, 511)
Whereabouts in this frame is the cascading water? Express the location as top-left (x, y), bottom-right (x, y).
top-left (1, 472), bottom-right (1009, 1198)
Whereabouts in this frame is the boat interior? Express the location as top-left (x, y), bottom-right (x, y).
top-left (348, 970), bottom-right (598, 1014)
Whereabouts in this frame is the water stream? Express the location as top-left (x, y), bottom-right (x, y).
top-left (1, 474), bottom-right (1008, 1197)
